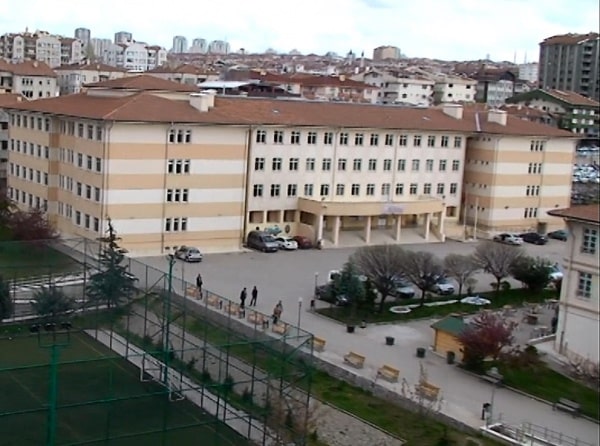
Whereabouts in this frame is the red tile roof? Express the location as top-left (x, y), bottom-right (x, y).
top-left (548, 205), bottom-right (600, 224)
top-left (0, 60), bottom-right (56, 77)
top-left (83, 74), bottom-right (200, 92)
top-left (545, 89), bottom-right (600, 107)
top-left (55, 62), bottom-right (128, 73)
top-left (0, 93), bottom-right (26, 107)
top-left (2, 91), bottom-right (575, 137)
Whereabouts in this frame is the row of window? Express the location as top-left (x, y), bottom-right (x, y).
top-left (530, 140), bottom-right (546, 152)
top-left (582, 228), bottom-right (597, 255)
top-left (59, 149), bottom-right (103, 172)
top-left (252, 182), bottom-right (458, 198)
top-left (254, 157), bottom-right (461, 173)
top-left (57, 202), bottom-right (101, 232)
top-left (577, 272), bottom-right (593, 299)
top-left (10, 139), bottom-right (50, 159)
top-left (9, 163), bottom-right (48, 185)
top-left (168, 129), bottom-right (192, 144)
top-left (58, 176), bottom-right (102, 202)
top-left (10, 114), bottom-right (51, 132)
top-left (7, 188), bottom-right (47, 211)
top-left (255, 129), bottom-right (463, 149)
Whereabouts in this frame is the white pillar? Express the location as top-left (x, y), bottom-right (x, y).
top-left (364, 216), bottom-right (372, 244)
top-left (438, 211), bottom-right (446, 242)
top-left (333, 216), bottom-right (341, 246)
top-left (394, 215), bottom-right (402, 241)
top-left (316, 213), bottom-right (324, 241)
top-left (424, 213), bottom-right (431, 241)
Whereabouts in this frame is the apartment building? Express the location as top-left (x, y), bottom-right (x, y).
top-left (432, 76), bottom-right (477, 104)
top-left (0, 31), bottom-right (83, 68)
top-left (55, 62), bottom-right (129, 95)
top-left (4, 75), bottom-right (575, 256)
top-left (539, 33), bottom-right (599, 101)
top-left (0, 92), bottom-right (25, 190)
top-left (358, 71), bottom-right (434, 106)
top-left (0, 60), bottom-right (59, 98)
top-left (208, 40), bottom-right (230, 55)
top-left (372, 46), bottom-right (401, 62)
top-left (518, 63), bottom-right (539, 83)
top-left (103, 42), bottom-right (167, 71)
top-left (547, 205), bottom-right (599, 368)
top-left (147, 64), bottom-right (218, 86)
top-left (60, 38), bottom-right (84, 65)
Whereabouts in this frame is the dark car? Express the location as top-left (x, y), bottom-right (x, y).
top-left (519, 232), bottom-right (548, 245)
top-left (548, 229), bottom-right (568, 241)
top-left (314, 284), bottom-right (350, 306)
top-left (292, 235), bottom-right (314, 249)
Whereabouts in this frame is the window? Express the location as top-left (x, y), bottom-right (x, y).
top-left (399, 135), bottom-right (407, 146)
top-left (322, 158), bottom-right (331, 171)
top-left (94, 187), bottom-right (101, 202)
top-left (86, 155), bottom-right (93, 170)
top-left (411, 159), bottom-right (420, 171)
top-left (383, 159), bottom-right (392, 171)
top-left (304, 184), bottom-right (313, 196)
top-left (528, 163), bottom-right (542, 174)
top-left (397, 159), bottom-right (406, 171)
top-left (337, 158), bottom-right (347, 171)
top-left (353, 158), bottom-right (362, 171)
top-left (425, 159), bottom-right (434, 171)
top-left (437, 183), bottom-right (445, 194)
top-left (96, 127), bottom-right (103, 141)
top-left (370, 134), bottom-right (379, 146)
top-left (85, 185), bottom-right (92, 200)
top-left (385, 134), bottom-right (394, 146)
top-left (93, 217), bottom-right (100, 232)
top-left (441, 136), bottom-right (449, 147)
top-left (366, 184), bottom-right (375, 196)
top-left (167, 159), bottom-right (190, 174)
top-left (290, 131), bottom-right (301, 144)
top-left (307, 131), bottom-right (317, 144)
top-left (255, 130), bottom-right (266, 143)
top-left (423, 183), bottom-right (432, 194)
top-left (413, 135), bottom-right (422, 147)
top-left (409, 183), bottom-right (418, 195)
top-left (439, 160), bottom-right (447, 171)
top-left (75, 211), bottom-right (81, 226)
top-left (320, 184), bottom-right (329, 196)
top-left (253, 184), bottom-right (263, 197)
top-left (526, 185), bottom-right (540, 196)
top-left (523, 207), bottom-right (538, 218)
top-left (270, 184), bottom-right (281, 197)
top-left (77, 123), bottom-right (84, 138)
top-left (452, 160), bottom-right (460, 171)
top-left (323, 132), bottom-right (333, 145)
top-left (287, 184), bottom-right (297, 197)
top-left (577, 272), bottom-right (592, 298)
top-left (351, 184), bottom-right (360, 196)
top-left (368, 159), bottom-right (377, 171)
top-left (582, 228), bottom-right (598, 254)
top-left (450, 183), bottom-right (458, 194)
top-left (87, 125), bottom-right (94, 139)
top-left (272, 158), bottom-right (282, 171)
top-left (95, 157), bottom-right (102, 172)
top-left (395, 183), bottom-right (404, 195)
top-left (355, 133), bottom-right (364, 146)
top-left (381, 183), bottom-right (391, 196)
top-left (273, 130), bottom-right (283, 144)
top-left (306, 158), bottom-right (315, 171)
top-left (339, 132), bottom-right (349, 145)
top-left (289, 158), bottom-right (299, 171)
top-left (166, 189), bottom-right (189, 202)
top-left (427, 135), bottom-right (436, 147)
top-left (254, 157), bottom-right (265, 171)
top-left (168, 129), bottom-right (176, 143)
top-left (165, 217), bottom-right (188, 232)
top-left (454, 136), bottom-right (462, 148)
top-left (76, 182), bottom-right (82, 196)
top-left (336, 184), bottom-right (345, 196)
top-left (77, 153), bottom-right (83, 168)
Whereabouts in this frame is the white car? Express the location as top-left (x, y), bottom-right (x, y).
top-left (274, 236), bottom-right (298, 251)
top-left (432, 278), bottom-right (455, 295)
top-left (549, 264), bottom-right (563, 282)
top-left (174, 246), bottom-right (203, 262)
top-left (493, 233), bottom-right (523, 246)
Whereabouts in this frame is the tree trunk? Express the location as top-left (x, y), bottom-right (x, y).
top-left (378, 295), bottom-right (387, 313)
top-left (458, 283), bottom-right (464, 298)
top-left (420, 289), bottom-right (426, 307)
top-left (495, 278), bottom-right (502, 298)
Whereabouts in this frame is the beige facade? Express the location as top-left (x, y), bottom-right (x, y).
top-left (55, 63), bottom-right (129, 95)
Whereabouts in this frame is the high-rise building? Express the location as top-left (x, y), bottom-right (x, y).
top-left (190, 38), bottom-right (207, 53)
top-left (171, 36), bottom-right (188, 54)
top-left (90, 38), bottom-right (112, 60)
top-left (539, 32), bottom-right (599, 101)
top-left (74, 27), bottom-right (91, 46)
top-left (208, 40), bottom-right (230, 55)
top-left (114, 31), bottom-right (133, 44)
top-left (372, 45), bottom-right (401, 62)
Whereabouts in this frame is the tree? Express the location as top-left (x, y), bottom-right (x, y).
top-left (400, 250), bottom-right (443, 306)
top-left (473, 242), bottom-right (523, 298)
top-left (0, 276), bottom-right (13, 320)
top-left (351, 245), bottom-right (405, 312)
top-left (0, 196), bottom-right (57, 242)
top-left (31, 286), bottom-right (73, 322)
top-left (329, 261), bottom-right (366, 324)
top-left (86, 220), bottom-right (137, 309)
top-left (443, 254), bottom-right (480, 297)
top-left (510, 256), bottom-right (552, 293)
top-left (458, 312), bottom-right (516, 371)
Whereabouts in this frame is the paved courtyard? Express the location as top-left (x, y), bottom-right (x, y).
top-left (139, 240), bottom-right (599, 445)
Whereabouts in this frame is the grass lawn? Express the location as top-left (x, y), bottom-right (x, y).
top-left (0, 332), bottom-right (250, 446)
top-left (0, 243), bottom-right (80, 279)
top-left (317, 288), bottom-right (557, 324)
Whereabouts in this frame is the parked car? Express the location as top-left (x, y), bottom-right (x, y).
top-left (548, 229), bottom-right (568, 241)
top-left (519, 232), bottom-right (548, 245)
top-left (274, 236), bottom-right (298, 251)
top-left (246, 231), bottom-right (279, 252)
top-left (431, 277), bottom-right (456, 295)
top-left (390, 276), bottom-right (416, 299)
top-left (549, 263), bottom-right (564, 282)
top-left (174, 246), bottom-right (203, 262)
top-left (292, 235), bottom-right (314, 249)
top-left (314, 284), bottom-right (350, 306)
top-left (493, 233), bottom-right (523, 246)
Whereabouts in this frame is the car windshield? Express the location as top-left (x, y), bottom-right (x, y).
top-left (263, 235), bottom-right (276, 243)
top-left (188, 248), bottom-right (200, 254)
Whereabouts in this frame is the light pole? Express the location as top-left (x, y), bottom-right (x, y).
top-left (162, 254), bottom-right (176, 385)
top-left (297, 297), bottom-right (303, 332)
top-left (486, 367), bottom-right (503, 427)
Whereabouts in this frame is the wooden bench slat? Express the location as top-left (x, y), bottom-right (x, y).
top-left (312, 337), bottom-right (326, 352)
top-left (343, 352), bottom-right (365, 369)
top-left (377, 364), bottom-right (400, 382)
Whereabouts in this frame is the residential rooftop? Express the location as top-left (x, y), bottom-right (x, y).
top-left (548, 205), bottom-right (600, 225)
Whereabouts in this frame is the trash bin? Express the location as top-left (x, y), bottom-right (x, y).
top-left (447, 351), bottom-right (456, 364)
top-left (416, 347), bottom-right (426, 358)
top-left (385, 336), bottom-right (395, 346)
top-left (346, 325), bottom-right (355, 333)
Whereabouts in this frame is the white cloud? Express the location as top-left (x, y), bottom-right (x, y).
top-left (1, 0), bottom-right (598, 60)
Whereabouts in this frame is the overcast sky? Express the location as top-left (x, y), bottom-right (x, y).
top-left (1, 0), bottom-right (598, 61)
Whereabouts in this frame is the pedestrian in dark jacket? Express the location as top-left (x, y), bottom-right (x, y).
top-left (240, 287), bottom-right (247, 308)
top-left (196, 274), bottom-right (203, 294)
top-left (250, 286), bottom-right (258, 306)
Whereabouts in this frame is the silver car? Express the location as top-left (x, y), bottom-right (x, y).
top-left (174, 246), bottom-right (203, 262)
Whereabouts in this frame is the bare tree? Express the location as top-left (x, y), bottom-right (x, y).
top-left (400, 250), bottom-right (443, 306)
top-left (473, 242), bottom-right (523, 298)
top-left (351, 245), bottom-right (405, 312)
top-left (400, 363), bottom-right (443, 416)
top-left (444, 254), bottom-right (480, 297)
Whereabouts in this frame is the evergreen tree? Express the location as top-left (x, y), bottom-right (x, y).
top-left (86, 219), bottom-right (137, 308)
top-left (0, 276), bottom-right (13, 320)
top-left (31, 286), bottom-right (73, 322)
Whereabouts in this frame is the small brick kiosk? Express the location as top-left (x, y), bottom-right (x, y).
top-left (431, 315), bottom-right (467, 361)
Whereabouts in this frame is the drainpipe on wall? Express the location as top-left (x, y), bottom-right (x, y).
top-left (100, 121), bottom-right (113, 255)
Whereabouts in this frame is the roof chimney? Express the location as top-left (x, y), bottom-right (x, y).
top-left (442, 103), bottom-right (463, 119)
top-left (32, 61), bottom-right (38, 68)
top-left (189, 92), bottom-right (215, 112)
top-left (339, 74), bottom-right (346, 81)
top-left (488, 109), bottom-right (507, 126)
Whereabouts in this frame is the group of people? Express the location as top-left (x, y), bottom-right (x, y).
top-left (238, 286), bottom-right (259, 308)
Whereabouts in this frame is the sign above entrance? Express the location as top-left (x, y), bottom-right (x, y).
top-left (382, 204), bottom-right (404, 215)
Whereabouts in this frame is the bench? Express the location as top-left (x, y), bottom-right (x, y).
top-left (343, 351), bottom-right (366, 369)
top-left (272, 323), bottom-right (287, 335)
top-left (480, 371), bottom-right (503, 386)
top-left (312, 336), bottom-right (326, 352)
top-left (247, 311), bottom-right (264, 325)
top-left (207, 295), bottom-right (220, 308)
top-left (553, 398), bottom-right (581, 417)
top-left (377, 364), bottom-right (400, 382)
top-left (186, 286), bottom-right (200, 298)
top-left (225, 302), bottom-right (241, 316)
top-left (416, 381), bottom-right (440, 400)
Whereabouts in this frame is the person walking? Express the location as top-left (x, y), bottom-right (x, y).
top-left (250, 286), bottom-right (258, 306)
top-left (240, 287), bottom-right (247, 309)
top-left (272, 300), bottom-right (283, 324)
top-left (196, 273), bottom-right (203, 295)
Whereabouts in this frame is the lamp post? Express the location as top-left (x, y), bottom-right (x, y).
top-left (162, 254), bottom-right (176, 385)
top-left (486, 367), bottom-right (503, 427)
top-left (297, 297), bottom-right (303, 332)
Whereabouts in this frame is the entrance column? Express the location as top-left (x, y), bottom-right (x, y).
top-left (316, 213), bottom-right (324, 242)
top-left (332, 216), bottom-right (341, 246)
top-left (364, 216), bottom-right (372, 244)
top-left (394, 215), bottom-right (402, 241)
top-left (424, 213), bottom-right (431, 241)
top-left (438, 211), bottom-right (445, 236)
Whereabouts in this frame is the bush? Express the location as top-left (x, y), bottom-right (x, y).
top-left (201, 368), bottom-right (212, 383)
top-left (222, 374), bottom-right (235, 394)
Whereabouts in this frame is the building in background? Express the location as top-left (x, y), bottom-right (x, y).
top-left (0, 60), bottom-right (59, 98)
top-left (103, 42), bottom-right (167, 71)
top-left (208, 40), bottom-right (230, 55)
top-left (90, 38), bottom-right (112, 61)
top-left (518, 62), bottom-right (539, 83)
top-left (55, 62), bottom-right (129, 95)
top-left (60, 38), bottom-right (84, 65)
top-left (432, 75), bottom-right (477, 104)
top-left (0, 92), bottom-right (25, 190)
top-left (373, 46), bottom-right (401, 61)
top-left (74, 27), bottom-right (91, 47)
top-left (172, 36), bottom-right (188, 54)
top-left (547, 204), bottom-right (599, 369)
top-left (114, 31), bottom-right (133, 44)
top-left (190, 38), bottom-right (207, 53)
top-left (0, 31), bottom-right (63, 68)
top-left (539, 32), bottom-right (599, 101)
